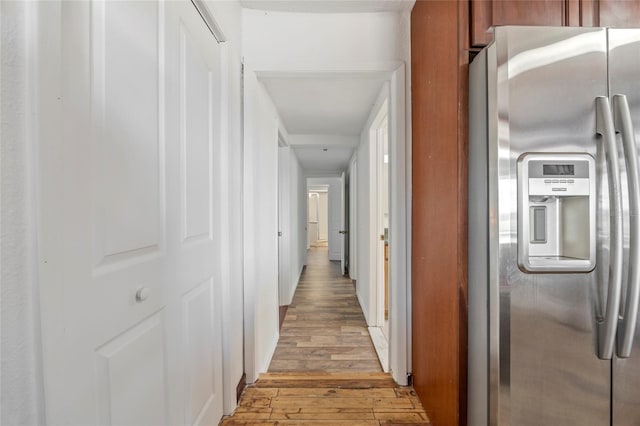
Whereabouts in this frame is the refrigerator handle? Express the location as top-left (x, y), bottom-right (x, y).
top-left (613, 94), bottom-right (640, 358)
top-left (595, 96), bottom-right (624, 360)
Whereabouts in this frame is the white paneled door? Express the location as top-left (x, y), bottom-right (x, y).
top-left (39, 1), bottom-right (223, 424)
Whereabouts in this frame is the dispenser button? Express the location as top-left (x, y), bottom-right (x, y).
top-left (567, 179), bottom-right (575, 184)
top-left (544, 179), bottom-right (552, 184)
top-left (559, 180), bottom-right (567, 183)
top-left (552, 180), bottom-right (559, 183)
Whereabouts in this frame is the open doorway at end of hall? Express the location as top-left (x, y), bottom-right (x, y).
top-left (306, 177), bottom-right (344, 264)
top-left (307, 187), bottom-right (328, 249)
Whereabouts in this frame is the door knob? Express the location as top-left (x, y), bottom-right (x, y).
top-left (136, 287), bottom-right (151, 303)
top-left (339, 230), bottom-right (348, 234)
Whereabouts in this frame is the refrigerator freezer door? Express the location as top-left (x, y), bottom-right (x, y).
top-left (609, 28), bottom-right (640, 426)
top-left (490, 26), bottom-right (611, 425)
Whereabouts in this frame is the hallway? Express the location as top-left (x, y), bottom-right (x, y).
top-left (270, 246), bottom-right (380, 372)
top-left (221, 246), bottom-right (430, 424)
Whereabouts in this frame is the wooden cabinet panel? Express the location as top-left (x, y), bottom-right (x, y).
top-left (471, 0), bottom-right (567, 46)
top-left (471, 0), bottom-right (493, 46)
top-left (599, 0), bottom-right (640, 27)
top-left (411, 1), bottom-right (469, 424)
top-left (472, 0), bottom-right (640, 46)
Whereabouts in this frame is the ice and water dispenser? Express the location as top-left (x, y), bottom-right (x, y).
top-left (517, 153), bottom-right (596, 272)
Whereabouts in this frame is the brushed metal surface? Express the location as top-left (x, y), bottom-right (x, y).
top-left (612, 94), bottom-right (640, 359)
top-left (609, 28), bottom-right (640, 426)
top-left (491, 26), bottom-right (611, 425)
top-left (468, 47), bottom-right (489, 426)
top-left (595, 96), bottom-right (625, 360)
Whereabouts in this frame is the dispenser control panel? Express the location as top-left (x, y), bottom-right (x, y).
top-left (528, 160), bottom-right (591, 197)
top-left (517, 153), bottom-right (596, 273)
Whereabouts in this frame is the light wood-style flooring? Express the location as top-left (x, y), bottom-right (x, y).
top-left (220, 373), bottom-right (430, 425)
top-left (220, 247), bottom-right (430, 425)
top-left (269, 246), bottom-right (381, 372)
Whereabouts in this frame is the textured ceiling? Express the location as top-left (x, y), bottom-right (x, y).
top-left (261, 76), bottom-right (387, 136)
top-left (292, 145), bottom-right (354, 176)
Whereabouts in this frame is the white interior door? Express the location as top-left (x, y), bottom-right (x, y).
top-left (372, 109), bottom-right (389, 329)
top-left (327, 181), bottom-right (342, 261)
top-left (39, 1), bottom-right (223, 424)
top-left (318, 192), bottom-right (329, 241)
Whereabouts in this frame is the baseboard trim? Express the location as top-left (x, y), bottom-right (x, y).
top-left (236, 373), bottom-right (246, 402)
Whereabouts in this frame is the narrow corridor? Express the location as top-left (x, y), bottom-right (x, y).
top-left (220, 247), bottom-right (430, 424)
top-left (270, 246), bottom-right (380, 372)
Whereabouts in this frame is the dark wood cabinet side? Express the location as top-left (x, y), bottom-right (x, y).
top-left (471, 0), bottom-right (493, 47)
top-left (411, 1), bottom-right (467, 424)
top-left (471, 0), bottom-right (567, 47)
top-left (599, 0), bottom-right (640, 27)
top-left (472, 0), bottom-right (640, 46)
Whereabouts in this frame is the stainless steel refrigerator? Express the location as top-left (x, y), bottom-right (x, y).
top-left (469, 26), bottom-right (640, 425)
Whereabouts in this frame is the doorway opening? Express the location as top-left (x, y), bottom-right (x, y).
top-left (369, 100), bottom-right (390, 371)
top-left (241, 8), bottom-right (411, 386)
top-left (307, 177), bottom-right (342, 260)
top-left (307, 187), bottom-right (328, 249)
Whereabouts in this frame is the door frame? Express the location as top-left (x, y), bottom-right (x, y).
top-left (369, 100), bottom-right (389, 330)
top-left (244, 65), bottom-right (410, 386)
top-left (361, 66), bottom-right (409, 385)
top-left (388, 65), bottom-right (409, 385)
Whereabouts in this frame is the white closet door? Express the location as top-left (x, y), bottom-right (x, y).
top-left (39, 1), bottom-right (223, 424)
top-left (166, 1), bottom-right (224, 424)
top-left (318, 192), bottom-right (329, 240)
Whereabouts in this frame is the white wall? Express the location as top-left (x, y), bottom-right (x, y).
top-left (242, 9), bottom-right (403, 71)
top-left (353, 86), bottom-right (389, 327)
top-left (294, 153), bottom-right (307, 278)
top-left (203, 0), bottom-right (246, 414)
top-left (278, 146), bottom-right (306, 306)
top-left (348, 156), bottom-right (358, 282)
top-left (278, 146), bottom-right (290, 306)
top-left (1, 2), bottom-right (46, 423)
top-left (243, 70), bottom-right (282, 382)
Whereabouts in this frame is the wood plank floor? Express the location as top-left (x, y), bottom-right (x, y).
top-left (269, 246), bottom-right (381, 372)
top-left (220, 247), bottom-right (430, 425)
top-left (220, 373), bottom-right (431, 425)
